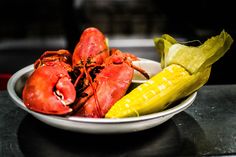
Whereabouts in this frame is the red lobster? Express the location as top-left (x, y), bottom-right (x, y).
top-left (22, 50), bottom-right (76, 115)
top-left (72, 28), bottom-right (149, 118)
top-left (22, 27), bottom-right (149, 118)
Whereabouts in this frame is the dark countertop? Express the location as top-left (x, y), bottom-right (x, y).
top-left (0, 84), bottom-right (236, 157)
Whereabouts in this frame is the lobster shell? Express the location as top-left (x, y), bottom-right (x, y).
top-left (74, 62), bottom-right (134, 118)
top-left (22, 61), bottom-right (76, 115)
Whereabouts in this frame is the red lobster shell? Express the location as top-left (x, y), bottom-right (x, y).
top-left (72, 27), bottom-right (109, 88)
top-left (22, 27), bottom-right (149, 118)
top-left (22, 50), bottom-right (76, 115)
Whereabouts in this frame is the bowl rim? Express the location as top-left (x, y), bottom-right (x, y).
top-left (7, 61), bottom-right (197, 124)
top-left (132, 59), bottom-right (161, 84)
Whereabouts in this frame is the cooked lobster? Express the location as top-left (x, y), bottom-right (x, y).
top-left (22, 27), bottom-right (149, 118)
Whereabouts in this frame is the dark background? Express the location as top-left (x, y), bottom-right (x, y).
top-left (0, 0), bottom-right (235, 84)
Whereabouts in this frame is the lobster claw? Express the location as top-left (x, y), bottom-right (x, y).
top-left (22, 51), bottom-right (76, 115)
top-left (74, 62), bottom-right (134, 118)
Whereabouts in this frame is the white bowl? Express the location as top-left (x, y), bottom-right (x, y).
top-left (7, 59), bottom-right (197, 134)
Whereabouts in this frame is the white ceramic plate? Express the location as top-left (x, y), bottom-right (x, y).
top-left (7, 59), bottom-right (197, 134)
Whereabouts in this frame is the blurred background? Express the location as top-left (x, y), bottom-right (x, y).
top-left (0, 0), bottom-right (235, 89)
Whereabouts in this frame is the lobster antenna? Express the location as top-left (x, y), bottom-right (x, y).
top-left (83, 66), bottom-right (102, 117)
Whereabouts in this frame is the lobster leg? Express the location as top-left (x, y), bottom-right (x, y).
top-left (73, 69), bottom-right (84, 87)
top-left (83, 66), bottom-right (102, 117)
top-left (131, 63), bottom-right (150, 79)
top-left (72, 82), bottom-right (96, 112)
top-left (34, 50), bottom-right (72, 71)
top-left (110, 48), bottom-right (150, 79)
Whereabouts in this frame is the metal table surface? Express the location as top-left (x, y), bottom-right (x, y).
top-left (0, 84), bottom-right (236, 157)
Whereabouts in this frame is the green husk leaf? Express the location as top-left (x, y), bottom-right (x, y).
top-left (154, 30), bottom-right (234, 74)
top-left (154, 38), bottom-right (172, 69)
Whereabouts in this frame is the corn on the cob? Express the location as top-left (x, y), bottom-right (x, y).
top-left (105, 64), bottom-right (210, 118)
top-left (105, 30), bottom-right (233, 118)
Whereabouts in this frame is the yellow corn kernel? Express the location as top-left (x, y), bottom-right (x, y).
top-left (105, 64), bottom-right (210, 118)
